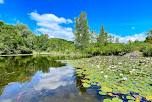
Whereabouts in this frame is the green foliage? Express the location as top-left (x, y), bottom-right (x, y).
top-left (1, 11), bottom-right (152, 56)
top-left (34, 34), bottom-right (49, 52)
top-left (142, 45), bottom-right (152, 56)
top-left (48, 38), bottom-right (75, 52)
top-left (73, 11), bottom-right (90, 50)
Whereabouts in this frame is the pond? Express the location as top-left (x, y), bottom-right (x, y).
top-left (0, 55), bottom-right (105, 102)
top-left (0, 55), bottom-right (152, 102)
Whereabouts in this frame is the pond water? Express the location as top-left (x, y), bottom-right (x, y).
top-left (0, 55), bottom-right (106, 102)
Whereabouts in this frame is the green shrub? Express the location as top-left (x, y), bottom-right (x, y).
top-left (142, 45), bottom-right (152, 56)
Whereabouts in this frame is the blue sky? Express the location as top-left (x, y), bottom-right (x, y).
top-left (0, 0), bottom-right (152, 42)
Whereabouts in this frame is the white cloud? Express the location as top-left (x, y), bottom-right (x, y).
top-left (29, 11), bottom-right (73, 40)
top-left (109, 32), bottom-right (147, 43)
top-left (0, 0), bottom-right (4, 4)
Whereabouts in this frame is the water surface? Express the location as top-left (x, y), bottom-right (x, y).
top-left (0, 55), bottom-right (106, 102)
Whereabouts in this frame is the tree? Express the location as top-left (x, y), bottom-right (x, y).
top-left (90, 30), bottom-right (96, 43)
top-left (108, 35), bottom-right (114, 43)
top-left (98, 26), bottom-right (105, 43)
top-left (145, 29), bottom-right (152, 43)
top-left (73, 11), bottom-right (90, 50)
top-left (97, 26), bottom-right (109, 44)
top-left (115, 37), bottom-right (119, 43)
top-left (34, 34), bottom-right (49, 52)
top-left (15, 23), bottom-right (35, 49)
top-left (146, 29), bottom-right (152, 37)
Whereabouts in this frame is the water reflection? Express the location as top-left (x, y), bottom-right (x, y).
top-left (0, 55), bottom-right (104, 102)
top-left (0, 55), bottom-right (67, 96)
top-left (37, 66), bottom-right (74, 90)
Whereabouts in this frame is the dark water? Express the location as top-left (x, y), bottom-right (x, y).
top-left (0, 55), bottom-right (106, 102)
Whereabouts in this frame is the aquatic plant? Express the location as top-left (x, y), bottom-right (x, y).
top-left (62, 56), bottom-right (152, 101)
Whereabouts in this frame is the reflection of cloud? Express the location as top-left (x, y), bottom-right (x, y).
top-left (2, 99), bottom-right (12, 102)
top-left (37, 66), bottom-right (74, 90)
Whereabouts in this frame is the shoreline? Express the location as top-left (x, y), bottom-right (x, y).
top-left (0, 53), bottom-right (89, 57)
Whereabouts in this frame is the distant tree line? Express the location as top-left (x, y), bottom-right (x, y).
top-left (73, 11), bottom-right (152, 56)
top-left (0, 21), bottom-right (75, 55)
top-left (1, 11), bottom-right (152, 56)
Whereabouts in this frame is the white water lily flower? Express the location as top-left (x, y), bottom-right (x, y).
top-left (120, 73), bottom-right (123, 76)
top-left (97, 65), bottom-right (100, 68)
top-left (104, 75), bottom-right (108, 78)
top-left (100, 71), bottom-right (104, 73)
top-left (132, 69), bottom-right (135, 71)
top-left (118, 62), bottom-right (122, 65)
top-left (123, 77), bottom-right (127, 80)
top-left (129, 71), bottom-right (133, 74)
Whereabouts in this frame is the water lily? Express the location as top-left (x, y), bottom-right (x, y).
top-left (123, 77), bottom-right (127, 80)
top-left (118, 62), bottom-right (122, 64)
top-left (101, 71), bottom-right (104, 73)
top-left (104, 75), bottom-right (108, 78)
top-left (120, 73), bottom-right (123, 76)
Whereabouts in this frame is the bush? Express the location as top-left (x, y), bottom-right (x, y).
top-left (19, 46), bottom-right (33, 54)
top-left (46, 47), bottom-right (52, 52)
top-left (65, 50), bottom-right (70, 54)
top-left (142, 45), bottom-right (152, 57)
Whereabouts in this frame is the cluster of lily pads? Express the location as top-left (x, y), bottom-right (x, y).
top-left (62, 56), bottom-right (152, 102)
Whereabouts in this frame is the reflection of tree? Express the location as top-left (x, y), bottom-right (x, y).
top-left (0, 55), bottom-right (88, 96)
top-left (0, 55), bottom-right (68, 96)
top-left (74, 70), bottom-right (86, 94)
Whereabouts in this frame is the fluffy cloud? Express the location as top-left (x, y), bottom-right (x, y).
top-left (29, 12), bottom-right (73, 40)
top-left (0, 0), bottom-right (4, 4)
top-left (109, 32), bottom-right (147, 43)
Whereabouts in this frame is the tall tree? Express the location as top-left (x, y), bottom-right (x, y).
top-left (73, 11), bottom-right (90, 50)
top-left (108, 35), bottom-right (114, 43)
top-left (98, 26), bottom-right (105, 43)
top-left (90, 30), bottom-right (96, 43)
top-left (97, 26), bottom-right (108, 44)
top-left (115, 37), bottom-right (119, 43)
